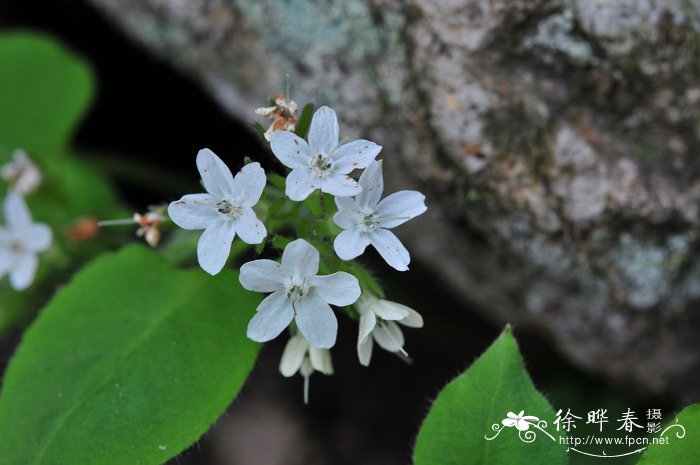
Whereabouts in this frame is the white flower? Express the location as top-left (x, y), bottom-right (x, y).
top-left (502, 411), bottom-right (540, 431)
top-left (1, 149), bottom-right (42, 195)
top-left (333, 160), bottom-right (427, 271)
top-left (239, 238), bottom-right (361, 349)
top-left (356, 294), bottom-right (423, 366)
top-left (168, 149), bottom-right (267, 275)
top-left (269, 106), bottom-right (382, 201)
top-left (0, 191), bottom-right (52, 290)
top-left (279, 333), bottom-right (333, 404)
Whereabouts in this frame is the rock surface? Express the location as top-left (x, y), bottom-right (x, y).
top-left (86, 0), bottom-right (700, 399)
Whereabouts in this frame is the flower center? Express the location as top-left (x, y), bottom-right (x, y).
top-left (217, 199), bottom-right (242, 219)
top-left (309, 154), bottom-right (333, 176)
top-left (285, 277), bottom-right (309, 302)
top-left (360, 210), bottom-right (380, 232)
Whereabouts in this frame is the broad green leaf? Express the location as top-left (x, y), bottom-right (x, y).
top-left (0, 31), bottom-right (93, 157)
top-left (0, 245), bottom-right (261, 465)
top-left (414, 327), bottom-right (567, 465)
top-left (638, 404), bottom-right (699, 465)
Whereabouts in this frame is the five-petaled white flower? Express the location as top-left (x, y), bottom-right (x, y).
top-left (356, 294), bottom-right (423, 366)
top-left (269, 106), bottom-right (382, 201)
top-left (168, 149), bottom-right (267, 275)
top-left (502, 411), bottom-right (540, 431)
top-left (279, 333), bottom-right (333, 404)
top-left (240, 238), bottom-right (361, 349)
top-left (333, 160), bottom-right (427, 271)
top-left (0, 191), bottom-right (52, 290)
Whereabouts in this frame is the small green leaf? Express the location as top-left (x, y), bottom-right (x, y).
top-left (638, 404), bottom-right (699, 464)
top-left (267, 172), bottom-right (286, 190)
top-left (0, 245), bottom-right (261, 465)
top-left (304, 193), bottom-right (324, 218)
top-left (294, 103), bottom-right (314, 138)
top-left (0, 32), bottom-right (94, 157)
top-left (271, 234), bottom-right (292, 250)
top-left (251, 122), bottom-right (267, 137)
top-left (414, 327), bottom-right (567, 465)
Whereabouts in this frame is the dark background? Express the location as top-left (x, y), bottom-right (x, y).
top-left (0, 1), bottom-right (670, 464)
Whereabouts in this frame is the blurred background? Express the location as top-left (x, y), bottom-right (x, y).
top-left (0, 0), bottom-right (698, 464)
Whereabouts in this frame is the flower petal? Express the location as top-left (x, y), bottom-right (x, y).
top-left (398, 307), bottom-right (424, 328)
top-left (196, 148), bottom-right (235, 198)
top-left (235, 208), bottom-right (266, 244)
top-left (502, 418), bottom-right (517, 428)
top-left (329, 140), bottom-right (381, 174)
top-left (279, 334), bottom-right (309, 377)
top-left (239, 259), bottom-right (286, 292)
top-left (230, 162), bottom-right (266, 207)
top-left (0, 247), bottom-right (14, 276)
top-left (295, 292), bottom-right (338, 349)
top-left (372, 320), bottom-right (405, 352)
top-left (356, 160), bottom-right (384, 209)
top-left (358, 304), bottom-right (377, 343)
top-left (333, 227), bottom-right (370, 261)
top-left (309, 346), bottom-right (333, 375)
top-left (247, 290), bottom-right (294, 343)
top-left (308, 106), bottom-right (339, 155)
top-left (10, 253), bottom-right (37, 291)
top-left (281, 239), bottom-right (319, 280)
top-left (307, 271), bottom-right (361, 306)
top-left (320, 174), bottom-right (361, 198)
top-left (357, 332), bottom-right (374, 367)
top-left (333, 207), bottom-right (359, 230)
top-left (376, 190), bottom-right (427, 228)
top-left (270, 131), bottom-right (311, 169)
top-left (370, 300), bottom-right (410, 321)
top-left (197, 220), bottom-right (236, 275)
top-left (285, 168), bottom-right (319, 201)
top-left (370, 228), bottom-right (410, 271)
top-left (515, 419), bottom-right (531, 431)
top-left (4, 191), bottom-right (32, 233)
top-left (168, 194), bottom-right (220, 230)
top-left (25, 224), bottom-right (52, 252)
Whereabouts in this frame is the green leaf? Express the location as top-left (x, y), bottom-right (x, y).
top-left (0, 245), bottom-right (261, 465)
top-left (304, 193), bottom-right (324, 218)
top-left (413, 327), bottom-right (568, 465)
top-left (638, 404), bottom-right (699, 464)
top-left (294, 103), bottom-right (314, 138)
top-left (251, 122), bottom-right (267, 137)
top-left (0, 31), bottom-right (94, 157)
top-left (267, 172), bottom-right (286, 190)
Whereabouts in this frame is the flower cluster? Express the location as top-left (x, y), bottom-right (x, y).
top-left (165, 102), bottom-right (427, 401)
top-left (0, 151), bottom-right (51, 291)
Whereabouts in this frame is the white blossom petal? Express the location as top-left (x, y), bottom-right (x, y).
top-left (358, 305), bottom-right (377, 343)
top-left (502, 418), bottom-right (518, 428)
top-left (372, 321), bottom-right (405, 352)
top-left (281, 239), bottom-right (319, 279)
top-left (279, 335), bottom-right (309, 377)
top-left (307, 271), bottom-right (360, 306)
top-left (356, 160), bottom-right (384, 209)
top-left (239, 259), bottom-right (286, 292)
top-left (196, 148), bottom-right (235, 198)
top-left (0, 248), bottom-right (14, 276)
top-left (370, 228), bottom-right (411, 271)
top-left (230, 162), bottom-right (266, 207)
top-left (247, 290), bottom-right (294, 342)
top-left (168, 194), bottom-right (220, 230)
top-left (4, 191), bottom-right (32, 233)
top-left (371, 300), bottom-right (410, 321)
top-left (10, 253), bottom-right (37, 291)
top-left (329, 140), bottom-right (381, 174)
top-left (308, 346), bottom-right (333, 375)
top-left (234, 208), bottom-right (266, 244)
top-left (377, 191), bottom-right (427, 228)
top-left (197, 220), bottom-right (236, 275)
top-left (308, 106), bottom-right (339, 155)
top-left (332, 208), bottom-right (358, 230)
top-left (334, 227), bottom-right (370, 260)
top-left (399, 307), bottom-right (424, 328)
top-left (25, 224), bottom-right (52, 252)
top-left (320, 174), bottom-right (361, 198)
top-left (285, 168), bottom-right (319, 201)
top-left (357, 332), bottom-right (374, 367)
top-left (270, 131), bottom-right (310, 169)
top-left (295, 292), bottom-right (337, 349)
